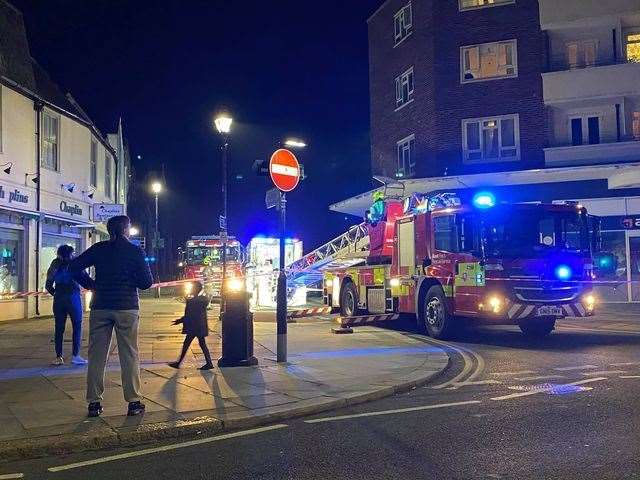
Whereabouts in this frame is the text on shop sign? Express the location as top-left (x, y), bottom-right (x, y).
top-left (0, 185), bottom-right (30, 204)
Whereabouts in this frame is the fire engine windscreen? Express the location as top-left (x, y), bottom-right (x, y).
top-left (478, 207), bottom-right (590, 258)
top-left (187, 246), bottom-right (241, 266)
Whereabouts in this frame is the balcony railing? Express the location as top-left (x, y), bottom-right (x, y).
top-left (544, 138), bottom-right (640, 167)
top-left (545, 55), bottom-right (636, 73)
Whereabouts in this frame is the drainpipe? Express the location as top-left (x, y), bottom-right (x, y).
top-left (34, 101), bottom-right (43, 316)
top-left (615, 104), bottom-right (621, 142)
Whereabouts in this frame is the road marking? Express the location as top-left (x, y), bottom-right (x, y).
top-left (610, 362), bottom-right (640, 367)
top-left (47, 424), bottom-right (288, 472)
top-left (557, 325), bottom-right (640, 336)
top-left (304, 400), bottom-right (482, 424)
top-left (489, 371), bottom-right (536, 376)
top-left (490, 377), bottom-right (607, 401)
top-left (554, 365), bottom-right (599, 371)
top-left (513, 375), bottom-right (566, 381)
top-left (620, 375), bottom-right (640, 379)
top-left (582, 370), bottom-right (626, 376)
top-left (451, 379), bottom-right (502, 388)
top-left (0, 474), bottom-right (24, 479)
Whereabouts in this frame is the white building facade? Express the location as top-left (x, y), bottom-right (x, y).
top-left (0, 0), bottom-right (129, 320)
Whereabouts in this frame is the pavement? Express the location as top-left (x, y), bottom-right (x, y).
top-left (0, 298), bottom-right (449, 462)
top-left (3, 305), bottom-right (639, 479)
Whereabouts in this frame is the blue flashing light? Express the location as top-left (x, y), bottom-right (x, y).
top-left (555, 265), bottom-right (572, 280)
top-left (598, 257), bottom-right (611, 268)
top-left (472, 191), bottom-right (496, 209)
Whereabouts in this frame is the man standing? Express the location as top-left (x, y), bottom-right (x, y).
top-left (70, 215), bottom-right (153, 417)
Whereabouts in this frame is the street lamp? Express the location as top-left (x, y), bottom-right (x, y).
top-left (214, 110), bottom-right (233, 309)
top-left (129, 226), bottom-right (140, 237)
top-left (284, 139), bottom-right (307, 149)
top-left (150, 181), bottom-right (163, 282)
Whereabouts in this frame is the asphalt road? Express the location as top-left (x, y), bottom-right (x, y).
top-left (3, 310), bottom-right (640, 480)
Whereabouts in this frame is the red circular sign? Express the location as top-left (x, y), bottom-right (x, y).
top-left (269, 149), bottom-right (300, 192)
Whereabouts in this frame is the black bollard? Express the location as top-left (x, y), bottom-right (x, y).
top-left (217, 281), bottom-right (258, 367)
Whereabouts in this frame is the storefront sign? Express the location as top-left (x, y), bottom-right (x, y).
top-left (622, 217), bottom-right (640, 229)
top-left (59, 201), bottom-right (83, 217)
top-left (92, 203), bottom-right (124, 222)
top-left (0, 185), bottom-right (30, 205)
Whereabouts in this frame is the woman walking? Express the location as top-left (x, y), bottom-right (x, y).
top-left (45, 245), bottom-right (95, 366)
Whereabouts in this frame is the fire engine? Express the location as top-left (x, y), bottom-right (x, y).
top-left (323, 192), bottom-right (598, 339)
top-left (183, 236), bottom-right (244, 298)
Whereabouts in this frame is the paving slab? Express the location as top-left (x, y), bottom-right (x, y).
top-left (0, 298), bottom-right (449, 462)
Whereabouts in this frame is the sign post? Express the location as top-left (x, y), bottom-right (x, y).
top-left (269, 149), bottom-right (301, 363)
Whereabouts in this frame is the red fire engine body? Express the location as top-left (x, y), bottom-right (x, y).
top-left (183, 236), bottom-right (243, 298)
top-left (323, 193), bottom-right (597, 339)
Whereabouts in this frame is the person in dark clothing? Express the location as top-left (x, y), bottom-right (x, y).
top-left (69, 215), bottom-right (154, 418)
top-left (169, 281), bottom-right (213, 370)
top-left (45, 244), bottom-right (95, 366)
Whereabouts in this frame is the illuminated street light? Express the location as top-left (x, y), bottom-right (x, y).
top-left (214, 112), bottom-right (233, 134)
top-left (284, 139), bottom-right (307, 149)
top-left (151, 181), bottom-right (163, 194)
top-left (129, 226), bottom-right (140, 237)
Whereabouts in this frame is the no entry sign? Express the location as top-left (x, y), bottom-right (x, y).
top-left (269, 149), bottom-right (300, 192)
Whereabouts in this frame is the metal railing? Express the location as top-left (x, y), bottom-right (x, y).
top-left (546, 55), bottom-right (637, 73)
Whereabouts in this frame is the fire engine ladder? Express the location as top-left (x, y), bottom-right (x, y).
top-left (286, 223), bottom-right (370, 287)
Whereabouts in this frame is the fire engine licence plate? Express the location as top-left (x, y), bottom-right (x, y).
top-left (536, 306), bottom-right (563, 317)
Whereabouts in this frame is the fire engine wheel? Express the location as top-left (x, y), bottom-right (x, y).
top-left (422, 286), bottom-right (456, 339)
top-left (519, 317), bottom-right (556, 338)
top-left (340, 282), bottom-right (360, 317)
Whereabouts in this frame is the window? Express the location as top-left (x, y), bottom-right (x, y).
top-left (0, 85), bottom-right (3, 152)
top-left (105, 151), bottom-right (112, 198)
top-left (41, 112), bottom-right (59, 170)
top-left (566, 40), bottom-right (598, 69)
top-left (462, 114), bottom-right (519, 163)
top-left (394, 3), bottom-right (412, 46)
top-left (395, 67), bottom-right (414, 109)
top-left (90, 140), bottom-right (98, 187)
top-left (570, 115), bottom-right (600, 146)
top-left (459, 0), bottom-right (515, 11)
top-left (633, 112), bottom-right (640, 141)
top-left (461, 40), bottom-right (517, 83)
top-left (434, 215), bottom-right (459, 252)
top-left (0, 227), bottom-right (23, 294)
top-left (626, 33), bottom-right (640, 63)
top-left (396, 135), bottom-right (415, 178)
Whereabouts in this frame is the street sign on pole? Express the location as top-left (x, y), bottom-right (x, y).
top-left (269, 149), bottom-right (300, 193)
top-left (92, 203), bottom-right (125, 222)
top-left (219, 215), bottom-right (227, 230)
top-left (220, 230), bottom-right (228, 242)
top-left (265, 188), bottom-right (280, 209)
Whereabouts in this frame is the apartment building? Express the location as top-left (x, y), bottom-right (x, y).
top-left (333, 0), bottom-right (640, 301)
top-left (0, 0), bottom-right (131, 320)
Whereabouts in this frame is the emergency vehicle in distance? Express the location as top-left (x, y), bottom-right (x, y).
top-left (323, 191), bottom-right (598, 339)
top-left (182, 236), bottom-right (244, 299)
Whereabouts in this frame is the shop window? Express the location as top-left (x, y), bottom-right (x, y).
top-left (626, 33), bottom-right (640, 63)
top-left (434, 215), bottom-right (459, 252)
top-left (461, 40), bottom-right (517, 83)
top-left (594, 231), bottom-right (628, 302)
top-left (394, 3), bottom-right (412, 46)
top-left (40, 234), bottom-right (80, 292)
top-left (0, 227), bottom-right (23, 294)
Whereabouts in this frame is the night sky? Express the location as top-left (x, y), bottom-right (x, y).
top-left (12, 0), bottom-right (380, 255)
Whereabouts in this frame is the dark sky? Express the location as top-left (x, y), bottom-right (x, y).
top-left (12, 0), bottom-right (380, 253)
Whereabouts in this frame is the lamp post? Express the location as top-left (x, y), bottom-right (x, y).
top-left (214, 111), bottom-right (233, 308)
top-left (151, 181), bottom-right (163, 286)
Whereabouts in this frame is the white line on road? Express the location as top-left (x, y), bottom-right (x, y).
top-left (47, 424), bottom-right (288, 472)
top-left (513, 375), bottom-right (567, 381)
top-left (0, 474), bottom-right (24, 479)
top-left (620, 375), bottom-right (640, 379)
top-left (610, 362), bottom-right (640, 367)
top-left (554, 365), bottom-right (599, 371)
top-left (304, 400), bottom-right (482, 424)
top-left (489, 371), bottom-right (536, 376)
top-left (451, 380), bottom-right (502, 387)
top-left (582, 370), bottom-right (627, 376)
top-left (490, 377), bottom-right (607, 401)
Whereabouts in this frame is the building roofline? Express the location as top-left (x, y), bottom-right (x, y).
top-left (367, 0), bottom-right (393, 23)
top-left (0, 0), bottom-right (22, 15)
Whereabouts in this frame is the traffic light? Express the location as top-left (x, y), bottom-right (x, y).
top-left (252, 159), bottom-right (269, 176)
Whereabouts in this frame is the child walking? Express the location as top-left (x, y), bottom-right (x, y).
top-left (169, 281), bottom-right (214, 370)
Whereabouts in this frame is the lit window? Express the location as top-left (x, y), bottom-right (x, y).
top-left (633, 112), bottom-right (640, 141)
top-left (462, 114), bottom-right (519, 163)
top-left (461, 40), bottom-right (517, 83)
top-left (394, 3), bottom-right (412, 46)
top-left (626, 33), bottom-right (640, 63)
top-left (396, 135), bottom-right (415, 178)
top-left (566, 40), bottom-right (598, 69)
top-left (90, 140), bottom-right (98, 187)
top-left (42, 112), bottom-right (59, 171)
top-left (459, 0), bottom-right (515, 11)
top-left (395, 67), bottom-right (414, 109)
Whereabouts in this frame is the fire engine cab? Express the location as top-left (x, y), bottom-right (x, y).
top-left (323, 192), bottom-right (598, 339)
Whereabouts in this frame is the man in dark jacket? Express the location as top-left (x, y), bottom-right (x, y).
top-left (168, 281), bottom-right (213, 370)
top-left (45, 244), bottom-right (95, 366)
top-left (70, 215), bottom-right (153, 418)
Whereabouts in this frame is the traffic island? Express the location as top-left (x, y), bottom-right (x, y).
top-left (0, 298), bottom-right (449, 462)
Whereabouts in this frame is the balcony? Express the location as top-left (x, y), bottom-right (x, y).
top-left (544, 139), bottom-right (640, 167)
top-left (543, 61), bottom-right (640, 104)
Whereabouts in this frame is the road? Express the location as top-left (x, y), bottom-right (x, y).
top-left (3, 309), bottom-right (640, 480)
